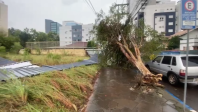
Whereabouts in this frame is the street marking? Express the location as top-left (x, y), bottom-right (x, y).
top-left (165, 90), bottom-right (197, 112)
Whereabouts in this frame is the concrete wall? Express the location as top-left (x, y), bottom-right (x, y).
top-left (31, 49), bottom-right (87, 56)
top-left (0, 2), bottom-right (8, 36)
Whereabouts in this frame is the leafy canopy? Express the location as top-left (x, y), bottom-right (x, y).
top-left (93, 4), bottom-right (166, 67)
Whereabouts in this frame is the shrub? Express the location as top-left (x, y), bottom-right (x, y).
top-left (52, 54), bottom-right (61, 60)
top-left (87, 41), bottom-right (97, 48)
top-left (47, 53), bottom-right (53, 58)
top-left (10, 42), bottom-right (23, 54)
top-left (24, 48), bottom-right (31, 55)
top-left (0, 46), bottom-right (6, 53)
top-left (35, 48), bottom-right (41, 55)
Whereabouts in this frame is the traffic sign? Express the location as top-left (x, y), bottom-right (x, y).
top-left (181, 0), bottom-right (197, 29)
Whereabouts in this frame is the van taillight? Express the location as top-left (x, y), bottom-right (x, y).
top-left (179, 69), bottom-right (185, 76)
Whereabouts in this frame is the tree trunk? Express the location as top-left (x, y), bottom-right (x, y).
top-left (117, 42), bottom-right (164, 87)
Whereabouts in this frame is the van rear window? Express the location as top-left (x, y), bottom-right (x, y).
top-left (181, 56), bottom-right (198, 67)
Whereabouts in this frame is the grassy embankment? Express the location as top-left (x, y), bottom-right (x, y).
top-left (0, 53), bottom-right (89, 66)
top-left (0, 65), bottom-right (99, 112)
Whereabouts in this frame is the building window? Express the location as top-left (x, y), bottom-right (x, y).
top-left (82, 29), bottom-right (84, 31)
top-left (168, 29), bottom-right (173, 32)
top-left (161, 26), bottom-right (164, 28)
top-left (65, 31), bottom-right (67, 33)
top-left (155, 10), bottom-right (157, 11)
top-left (70, 30), bottom-right (72, 32)
top-left (170, 8), bottom-right (172, 10)
top-left (86, 39), bottom-right (89, 41)
top-left (159, 26), bottom-right (161, 28)
top-left (78, 39), bottom-right (81, 41)
top-left (73, 34), bottom-right (77, 37)
top-left (86, 34), bottom-right (88, 36)
top-left (168, 22), bottom-right (173, 25)
top-left (169, 15), bottom-right (173, 18)
top-left (159, 17), bottom-right (164, 21)
top-left (65, 37), bottom-right (67, 39)
top-left (70, 42), bottom-right (71, 43)
top-left (65, 42), bottom-right (67, 43)
top-left (167, 9), bottom-right (169, 10)
top-left (69, 37), bottom-right (71, 39)
top-left (183, 47), bottom-right (186, 50)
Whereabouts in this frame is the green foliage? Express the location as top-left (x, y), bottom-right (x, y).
top-left (149, 54), bottom-right (157, 61)
top-left (47, 53), bottom-right (61, 60)
top-left (35, 48), bottom-right (41, 55)
top-left (167, 36), bottom-right (181, 50)
top-left (10, 42), bottom-right (23, 54)
top-left (0, 46), bottom-right (6, 53)
top-left (9, 28), bottom-right (60, 47)
top-left (47, 53), bottom-right (53, 58)
top-left (94, 4), bottom-right (165, 67)
top-left (87, 41), bottom-right (97, 48)
top-left (24, 48), bottom-right (31, 54)
top-left (0, 32), bottom-right (15, 50)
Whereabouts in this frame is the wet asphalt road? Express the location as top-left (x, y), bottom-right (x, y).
top-left (161, 78), bottom-right (198, 111)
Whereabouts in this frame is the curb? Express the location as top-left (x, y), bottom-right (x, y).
top-left (166, 90), bottom-right (197, 112)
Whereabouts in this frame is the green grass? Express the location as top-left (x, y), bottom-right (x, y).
top-left (0, 65), bottom-right (99, 112)
top-left (0, 53), bottom-right (89, 66)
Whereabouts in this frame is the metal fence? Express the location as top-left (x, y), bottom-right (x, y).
top-left (26, 41), bottom-right (98, 49)
top-left (26, 41), bottom-right (59, 49)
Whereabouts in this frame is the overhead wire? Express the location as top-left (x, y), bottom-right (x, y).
top-left (84, 0), bottom-right (96, 14)
top-left (87, 0), bottom-right (97, 14)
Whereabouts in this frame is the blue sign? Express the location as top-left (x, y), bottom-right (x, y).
top-left (181, 0), bottom-right (197, 29)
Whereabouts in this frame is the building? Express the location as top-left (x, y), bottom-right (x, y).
top-left (0, 0), bottom-right (8, 36)
top-left (179, 28), bottom-right (198, 50)
top-left (128, 0), bottom-right (198, 35)
top-left (45, 19), bottom-right (61, 34)
top-left (144, 1), bottom-right (176, 36)
top-left (59, 21), bottom-right (94, 46)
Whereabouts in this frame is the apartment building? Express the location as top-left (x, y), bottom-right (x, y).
top-left (0, 0), bottom-right (8, 36)
top-left (128, 0), bottom-right (198, 35)
top-left (59, 21), bottom-right (94, 46)
top-left (128, 0), bottom-right (176, 36)
top-left (45, 19), bottom-right (62, 34)
top-left (144, 1), bottom-right (176, 36)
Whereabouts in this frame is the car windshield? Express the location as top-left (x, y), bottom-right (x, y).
top-left (181, 56), bottom-right (198, 67)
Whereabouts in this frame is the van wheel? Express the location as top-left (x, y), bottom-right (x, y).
top-left (168, 74), bottom-right (179, 85)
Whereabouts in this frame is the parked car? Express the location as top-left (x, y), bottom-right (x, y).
top-left (145, 54), bottom-right (198, 85)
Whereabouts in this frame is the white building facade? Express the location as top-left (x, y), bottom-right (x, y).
top-left (0, 0), bottom-right (8, 36)
top-left (59, 21), bottom-right (94, 46)
top-left (180, 28), bottom-right (198, 50)
top-left (144, 1), bottom-right (176, 36)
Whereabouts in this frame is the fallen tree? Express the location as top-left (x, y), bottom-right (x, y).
top-left (93, 4), bottom-right (166, 87)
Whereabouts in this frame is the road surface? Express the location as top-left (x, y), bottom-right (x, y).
top-left (161, 78), bottom-right (198, 111)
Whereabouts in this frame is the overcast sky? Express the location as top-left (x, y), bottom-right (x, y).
top-left (5, 0), bottom-right (178, 32)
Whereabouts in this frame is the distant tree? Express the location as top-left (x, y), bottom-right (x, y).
top-left (0, 32), bottom-right (15, 50)
top-left (167, 36), bottom-right (181, 50)
top-left (87, 41), bottom-right (97, 48)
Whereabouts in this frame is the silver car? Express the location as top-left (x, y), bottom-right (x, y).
top-left (145, 54), bottom-right (198, 85)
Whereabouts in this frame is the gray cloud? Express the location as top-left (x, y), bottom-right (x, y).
top-left (5, 0), bottom-right (177, 32)
top-left (62, 0), bottom-right (79, 5)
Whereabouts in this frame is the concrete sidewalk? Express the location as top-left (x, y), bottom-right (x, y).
top-left (85, 68), bottom-right (188, 112)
